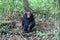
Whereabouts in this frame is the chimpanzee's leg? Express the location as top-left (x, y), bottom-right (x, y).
top-left (29, 25), bottom-right (35, 32)
top-left (23, 26), bottom-right (28, 33)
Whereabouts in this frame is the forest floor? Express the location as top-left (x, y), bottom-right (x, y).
top-left (0, 15), bottom-right (60, 40)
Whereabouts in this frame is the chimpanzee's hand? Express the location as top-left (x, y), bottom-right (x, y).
top-left (28, 23), bottom-right (32, 31)
top-left (28, 25), bottom-right (30, 31)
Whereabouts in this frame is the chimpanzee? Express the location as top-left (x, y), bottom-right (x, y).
top-left (22, 11), bottom-right (35, 33)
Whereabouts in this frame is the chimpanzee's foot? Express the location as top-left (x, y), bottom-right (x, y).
top-left (23, 29), bottom-right (33, 33)
top-left (23, 31), bottom-right (27, 33)
top-left (23, 30), bottom-right (32, 33)
top-left (27, 29), bottom-right (33, 33)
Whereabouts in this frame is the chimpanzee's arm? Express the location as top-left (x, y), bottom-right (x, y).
top-left (22, 15), bottom-right (25, 26)
top-left (29, 20), bottom-right (35, 27)
top-left (29, 16), bottom-right (35, 27)
top-left (22, 14), bottom-right (27, 27)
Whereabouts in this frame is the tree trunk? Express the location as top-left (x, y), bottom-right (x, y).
top-left (58, 0), bottom-right (60, 6)
top-left (1, 0), bottom-right (4, 13)
top-left (8, 0), bottom-right (10, 14)
top-left (22, 0), bottom-right (30, 12)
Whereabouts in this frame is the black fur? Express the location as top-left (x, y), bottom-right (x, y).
top-left (22, 13), bottom-right (35, 33)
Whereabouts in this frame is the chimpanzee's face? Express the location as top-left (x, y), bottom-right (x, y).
top-left (26, 12), bottom-right (31, 18)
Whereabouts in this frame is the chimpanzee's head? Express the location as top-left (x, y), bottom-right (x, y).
top-left (26, 11), bottom-right (32, 18)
